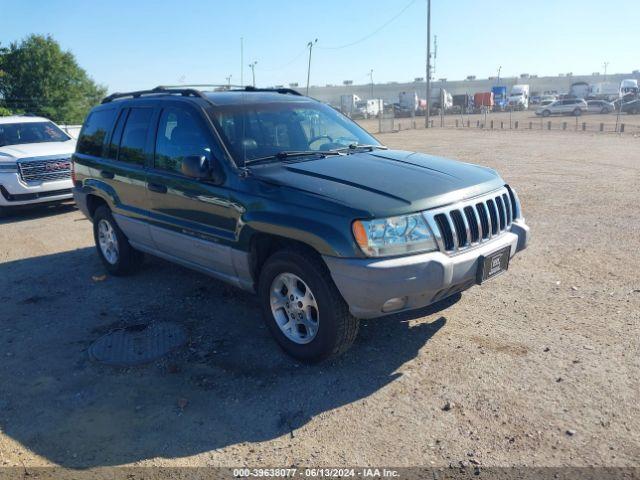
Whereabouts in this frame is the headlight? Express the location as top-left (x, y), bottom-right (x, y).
top-left (352, 213), bottom-right (438, 257)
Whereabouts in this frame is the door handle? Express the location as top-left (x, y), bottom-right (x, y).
top-left (147, 183), bottom-right (167, 194)
top-left (100, 170), bottom-right (114, 179)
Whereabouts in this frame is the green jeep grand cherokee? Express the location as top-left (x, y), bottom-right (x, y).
top-left (72, 86), bottom-right (529, 362)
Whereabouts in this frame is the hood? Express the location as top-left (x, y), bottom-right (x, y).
top-left (252, 149), bottom-right (505, 217)
top-left (0, 140), bottom-right (77, 162)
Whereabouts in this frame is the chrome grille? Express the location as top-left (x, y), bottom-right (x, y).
top-left (424, 187), bottom-right (520, 254)
top-left (17, 157), bottom-right (72, 183)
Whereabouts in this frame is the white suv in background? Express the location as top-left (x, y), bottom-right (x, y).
top-left (0, 115), bottom-right (76, 216)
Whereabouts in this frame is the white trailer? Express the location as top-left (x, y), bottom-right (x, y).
top-left (589, 82), bottom-right (621, 101)
top-left (340, 94), bottom-right (361, 117)
top-left (398, 91), bottom-right (419, 113)
top-left (569, 82), bottom-right (590, 99)
top-left (356, 99), bottom-right (383, 118)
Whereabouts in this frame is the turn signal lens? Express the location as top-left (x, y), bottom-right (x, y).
top-left (352, 220), bottom-right (368, 250)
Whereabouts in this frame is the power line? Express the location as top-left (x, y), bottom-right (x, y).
top-left (260, 47), bottom-right (309, 72)
top-left (318, 0), bottom-right (419, 50)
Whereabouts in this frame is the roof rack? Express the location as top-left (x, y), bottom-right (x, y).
top-left (240, 86), bottom-right (302, 96)
top-left (100, 84), bottom-right (303, 104)
top-left (158, 84), bottom-right (245, 91)
top-left (101, 86), bottom-right (208, 104)
top-left (156, 85), bottom-right (302, 96)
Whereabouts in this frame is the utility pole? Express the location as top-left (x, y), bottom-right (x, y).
top-left (425, 0), bottom-right (431, 128)
top-left (497, 66), bottom-right (502, 85)
top-left (369, 69), bottom-right (374, 98)
top-left (225, 75), bottom-right (232, 88)
top-left (248, 61), bottom-right (257, 87)
top-left (603, 61), bottom-right (609, 81)
top-left (240, 37), bottom-right (244, 87)
top-left (306, 39), bottom-right (318, 96)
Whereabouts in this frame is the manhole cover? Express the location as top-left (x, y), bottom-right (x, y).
top-left (89, 322), bottom-right (187, 366)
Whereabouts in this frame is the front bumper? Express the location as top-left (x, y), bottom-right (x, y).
top-left (0, 172), bottom-right (73, 207)
top-left (324, 220), bottom-right (529, 319)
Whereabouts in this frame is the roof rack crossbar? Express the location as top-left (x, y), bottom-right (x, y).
top-left (241, 86), bottom-right (302, 96)
top-left (101, 86), bottom-right (208, 104)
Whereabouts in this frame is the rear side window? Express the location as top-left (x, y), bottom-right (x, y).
top-left (118, 108), bottom-right (153, 166)
top-left (77, 109), bottom-right (116, 157)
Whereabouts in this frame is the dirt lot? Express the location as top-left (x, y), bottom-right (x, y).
top-left (1, 128), bottom-right (639, 470)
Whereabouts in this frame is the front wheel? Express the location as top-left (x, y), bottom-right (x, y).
top-left (258, 249), bottom-right (359, 363)
top-left (573, 108), bottom-right (582, 117)
top-left (542, 110), bottom-right (551, 117)
top-left (93, 206), bottom-right (143, 275)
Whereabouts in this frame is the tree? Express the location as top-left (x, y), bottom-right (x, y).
top-left (0, 35), bottom-right (106, 123)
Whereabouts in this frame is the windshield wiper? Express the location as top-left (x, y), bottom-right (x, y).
top-left (244, 150), bottom-right (343, 166)
top-left (332, 144), bottom-right (388, 153)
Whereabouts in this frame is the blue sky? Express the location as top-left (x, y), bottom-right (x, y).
top-left (2, 0), bottom-right (638, 93)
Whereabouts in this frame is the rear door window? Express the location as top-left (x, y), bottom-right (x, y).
top-left (77, 109), bottom-right (117, 157)
top-left (118, 108), bottom-right (154, 166)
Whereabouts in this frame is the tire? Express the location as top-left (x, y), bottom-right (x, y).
top-left (0, 206), bottom-right (9, 218)
top-left (573, 108), bottom-right (582, 117)
top-left (258, 249), bottom-right (359, 363)
top-left (92, 206), bottom-right (143, 276)
top-left (542, 110), bottom-right (551, 117)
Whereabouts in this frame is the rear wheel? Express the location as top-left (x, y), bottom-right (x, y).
top-left (93, 206), bottom-right (143, 275)
top-left (258, 249), bottom-right (359, 363)
top-left (0, 206), bottom-right (9, 218)
top-left (573, 108), bottom-right (582, 116)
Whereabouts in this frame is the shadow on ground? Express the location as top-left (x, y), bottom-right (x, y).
top-left (0, 202), bottom-right (76, 225)
top-left (0, 247), bottom-right (457, 467)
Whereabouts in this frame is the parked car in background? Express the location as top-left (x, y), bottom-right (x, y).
top-left (72, 86), bottom-right (529, 362)
top-left (0, 115), bottom-right (76, 217)
top-left (620, 99), bottom-right (640, 114)
top-left (586, 100), bottom-right (615, 114)
top-left (536, 98), bottom-right (588, 117)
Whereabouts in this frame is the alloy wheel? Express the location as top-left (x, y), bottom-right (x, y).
top-left (270, 272), bottom-right (319, 344)
top-left (98, 219), bottom-right (119, 265)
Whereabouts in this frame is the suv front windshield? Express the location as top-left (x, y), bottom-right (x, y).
top-left (210, 99), bottom-right (381, 166)
top-left (0, 121), bottom-right (71, 147)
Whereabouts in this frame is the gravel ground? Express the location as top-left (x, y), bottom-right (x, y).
top-left (0, 128), bottom-right (638, 470)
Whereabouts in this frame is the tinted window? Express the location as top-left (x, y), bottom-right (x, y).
top-left (77, 109), bottom-right (116, 156)
top-left (107, 109), bottom-right (128, 159)
top-left (154, 108), bottom-right (211, 174)
top-left (0, 121), bottom-right (70, 147)
top-left (118, 108), bottom-right (153, 166)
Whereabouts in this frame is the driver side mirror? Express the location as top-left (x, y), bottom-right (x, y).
top-left (181, 155), bottom-right (210, 179)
